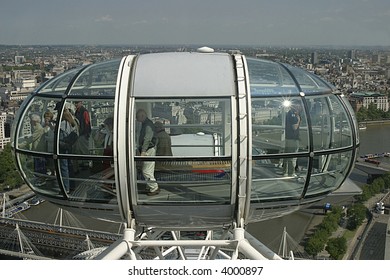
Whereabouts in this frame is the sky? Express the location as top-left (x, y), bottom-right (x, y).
top-left (1, 0), bottom-right (390, 46)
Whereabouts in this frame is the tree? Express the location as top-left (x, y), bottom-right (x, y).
top-left (371, 177), bottom-right (385, 194)
top-left (347, 204), bottom-right (367, 230)
top-left (304, 235), bottom-right (326, 258)
top-left (0, 144), bottom-right (24, 190)
top-left (326, 237), bottom-right (347, 260)
top-left (366, 103), bottom-right (384, 120)
top-left (357, 103), bottom-right (389, 122)
top-left (356, 184), bottom-right (372, 202)
top-left (383, 173), bottom-right (390, 190)
top-left (320, 214), bottom-right (339, 234)
top-left (304, 207), bottom-right (344, 258)
top-left (356, 106), bottom-right (368, 122)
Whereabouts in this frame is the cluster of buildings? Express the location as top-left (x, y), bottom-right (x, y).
top-left (1, 45), bottom-right (390, 150)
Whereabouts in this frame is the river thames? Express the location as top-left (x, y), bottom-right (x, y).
top-left (5, 122), bottom-right (390, 258)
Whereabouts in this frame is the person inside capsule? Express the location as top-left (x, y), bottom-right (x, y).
top-left (57, 104), bottom-right (78, 193)
top-left (283, 100), bottom-right (302, 177)
top-left (136, 109), bottom-right (160, 196)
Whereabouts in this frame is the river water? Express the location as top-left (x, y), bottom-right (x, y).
top-left (358, 123), bottom-right (390, 157)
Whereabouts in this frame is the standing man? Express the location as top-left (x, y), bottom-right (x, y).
top-left (136, 109), bottom-right (159, 196)
top-left (283, 101), bottom-right (301, 177)
top-left (102, 117), bottom-right (114, 170)
top-left (154, 121), bottom-right (173, 156)
top-left (73, 100), bottom-right (91, 172)
top-left (59, 107), bottom-right (78, 193)
top-left (29, 114), bottom-right (46, 175)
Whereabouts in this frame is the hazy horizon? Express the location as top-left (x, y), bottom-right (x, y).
top-left (1, 0), bottom-right (390, 46)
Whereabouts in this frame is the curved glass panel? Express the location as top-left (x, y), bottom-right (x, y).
top-left (251, 97), bottom-right (308, 156)
top-left (54, 98), bottom-right (116, 201)
top-left (328, 95), bottom-right (353, 148)
top-left (36, 68), bottom-right (81, 95)
top-left (341, 94), bottom-right (359, 145)
top-left (68, 59), bottom-right (121, 96)
top-left (306, 95), bottom-right (332, 151)
top-left (283, 64), bottom-right (333, 94)
top-left (57, 99), bottom-right (115, 157)
top-left (251, 97), bottom-right (309, 202)
top-left (16, 97), bottom-right (62, 153)
top-left (306, 94), bottom-right (353, 151)
top-left (251, 154), bottom-right (309, 201)
top-left (10, 95), bottom-right (32, 148)
top-left (246, 58), bottom-right (299, 96)
top-left (133, 98), bottom-right (232, 204)
top-left (250, 92), bottom-right (355, 203)
top-left (14, 94), bottom-right (116, 202)
top-left (251, 169), bottom-right (305, 201)
top-left (305, 151), bottom-right (353, 197)
top-left (66, 158), bottom-right (116, 203)
top-left (17, 153), bottom-right (61, 197)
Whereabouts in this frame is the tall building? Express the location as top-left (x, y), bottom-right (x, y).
top-left (348, 50), bottom-right (356, 60)
top-left (0, 112), bottom-right (11, 150)
top-left (14, 56), bottom-right (26, 65)
top-left (311, 52), bottom-right (318, 65)
top-left (372, 54), bottom-right (381, 64)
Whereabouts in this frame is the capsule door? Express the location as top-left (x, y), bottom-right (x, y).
top-left (116, 52), bottom-right (238, 229)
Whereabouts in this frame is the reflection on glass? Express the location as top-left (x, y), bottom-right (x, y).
top-left (68, 59), bottom-right (121, 96)
top-left (246, 58), bottom-right (299, 96)
top-left (307, 95), bottom-right (353, 150)
top-left (307, 96), bottom-right (332, 150)
top-left (58, 157), bottom-right (71, 193)
top-left (135, 158), bottom-right (231, 203)
top-left (67, 159), bottom-right (115, 203)
top-left (251, 164), bottom-right (305, 201)
top-left (59, 99), bottom-right (115, 156)
top-left (17, 97), bottom-right (61, 152)
top-left (18, 153), bottom-right (60, 197)
top-left (305, 151), bottom-right (352, 196)
top-left (250, 94), bottom-right (355, 203)
top-left (37, 68), bottom-right (81, 94)
top-left (329, 96), bottom-right (353, 148)
top-left (251, 97), bottom-right (308, 156)
top-left (134, 98), bottom-right (232, 204)
top-left (283, 64), bottom-right (333, 94)
top-left (135, 99), bottom-right (231, 157)
top-left (15, 96), bottom-right (116, 202)
top-left (341, 95), bottom-right (359, 144)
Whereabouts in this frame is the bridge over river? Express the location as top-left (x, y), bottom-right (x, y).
top-left (0, 217), bottom-right (121, 259)
top-left (354, 155), bottom-right (390, 181)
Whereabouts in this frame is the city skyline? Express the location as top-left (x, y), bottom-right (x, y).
top-left (1, 0), bottom-right (390, 47)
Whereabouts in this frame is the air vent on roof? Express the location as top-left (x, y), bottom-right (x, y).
top-left (197, 46), bottom-right (214, 53)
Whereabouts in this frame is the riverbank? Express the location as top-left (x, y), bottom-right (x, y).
top-left (360, 119), bottom-right (390, 126)
top-left (5, 184), bottom-right (31, 198)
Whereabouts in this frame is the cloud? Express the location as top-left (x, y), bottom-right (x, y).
top-left (131, 18), bottom-right (168, 26)
top-left (95, 15), bottom-right (113, 22)
top-left (132, 19), bottom-right (149, 25)
top-left (380, 9), bottom-right (390, 17)
top-left (319, 17), bottom-right (334, 22)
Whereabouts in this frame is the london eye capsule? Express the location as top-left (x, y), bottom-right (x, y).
top-left (11, 50), bottom-right (359, 232)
